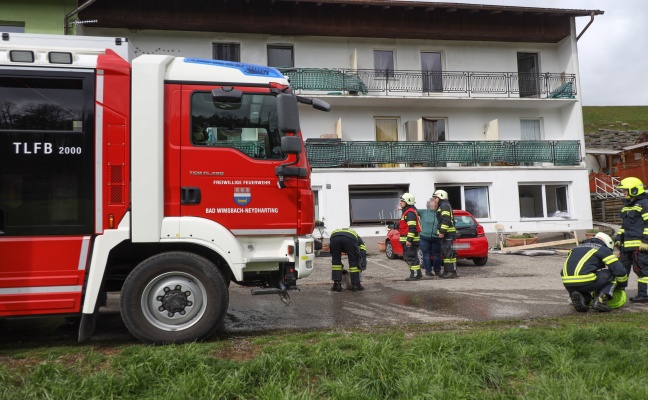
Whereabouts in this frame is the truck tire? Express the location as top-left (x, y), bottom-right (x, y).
top-left (120, 252), bottom-right (229, 344)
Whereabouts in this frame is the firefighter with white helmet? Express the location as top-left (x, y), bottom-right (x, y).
top-left (614, 177), bottom-right (648, 302)
top-left (432, 189), bottom-right (458, 279)
top-left (398, 193), bottom-right (423, 281)
top-left (561, 232), bottom-right (628, 312)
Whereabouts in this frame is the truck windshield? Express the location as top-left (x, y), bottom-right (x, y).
top-left (190, 91), bottom-right (285, 160)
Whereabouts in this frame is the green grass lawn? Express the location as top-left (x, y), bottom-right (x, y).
top-left (2, 313), bottom-right (648, 399)
top-left (583, 106), bottom-right (648, 132)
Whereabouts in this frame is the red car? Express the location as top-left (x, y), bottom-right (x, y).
top-left (385, 209), bottom-right (489, 266)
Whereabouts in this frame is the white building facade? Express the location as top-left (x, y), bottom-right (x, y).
top-left (78, 0), bottom-right (600, 240)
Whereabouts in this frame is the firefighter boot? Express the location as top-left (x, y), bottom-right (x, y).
top-left (331, 266), bottom-right (343, 292)
top-left (591, 293), bottom-right (612, 312)
top-left (630, 282), bottom-right (648, 302)
top-left (350, 271), bottom-right (364, 292)
top-left (569, 291), bottom-right (588, 312)
top-left (442, 262), bottom-right (458, 279)
top-left (406, 269), bottom-right (422, 281)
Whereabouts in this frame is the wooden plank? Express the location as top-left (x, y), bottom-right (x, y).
top-left (501, 231), bottom-right (578, 253)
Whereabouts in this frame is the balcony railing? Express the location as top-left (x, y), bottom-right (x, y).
top-left (304, 140), bottom-right (581, 168)
top-left (279, 68), bottom-right (576, 98)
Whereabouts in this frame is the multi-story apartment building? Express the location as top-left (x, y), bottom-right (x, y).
top-left (71, 0), bottom-right (600, 240)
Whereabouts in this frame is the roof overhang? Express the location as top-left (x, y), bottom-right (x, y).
top-left (586, 148), bottom-right (622, 155)
top-left (77, 0), bottom-right (604, 43)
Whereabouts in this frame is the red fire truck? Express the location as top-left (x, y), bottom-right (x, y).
top-left (0, 33), bottom-right (329, 344)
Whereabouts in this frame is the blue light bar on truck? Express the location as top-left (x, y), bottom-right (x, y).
top-left (184, 58), bottom-right (284, 78)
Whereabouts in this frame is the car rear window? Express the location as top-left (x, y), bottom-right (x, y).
top-left (455, 216), bottom-right (476, 229)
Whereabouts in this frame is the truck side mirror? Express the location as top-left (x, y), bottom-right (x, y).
top-left (311, 98), bottom-right (331, 112)
top-left (277, 93), bottom-right (300, 134)
top-left (281, 135), bottom-right (302, 155)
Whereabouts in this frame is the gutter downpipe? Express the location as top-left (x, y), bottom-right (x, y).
top-left (64, 0), bottom-right (97, 35)
top-left (577, 11), bottom-right (596, 41)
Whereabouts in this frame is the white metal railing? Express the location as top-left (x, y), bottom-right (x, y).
top-left (594, 176), bottom-right (623, 199)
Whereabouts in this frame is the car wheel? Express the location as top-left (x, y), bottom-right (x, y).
top-left (385, 241), bottom-right (398, 259)
top-left (473, 256), bottom-right (488, 266)
top-left (120, 251), bottom-right (229, 344)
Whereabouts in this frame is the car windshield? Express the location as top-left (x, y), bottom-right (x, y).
top-left (455, 215), bottom-right (476, 229)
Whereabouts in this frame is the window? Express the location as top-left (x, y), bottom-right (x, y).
top-left (314, 189), bottom-right (321, 222)
top-left (190, 92), bottom-right (285, 159)
top-left (434, 185), bottom-right (490, 219)
top-left (423, 118), bottom-right (446, 142)
top-left (375, 117), bottom-right (398, 167)
top-left (0, 23), bottom-right (25, 33)
top-left (375, 117), bottom-right (398, 142)
top-left (213, 43), bottom-right (240, 62)
top-left (421, 51), bottom-right (443, 92)
top-left (267, 45), bottom-right (293, 68)
top-left (349, 185), bottom-right (407, 225)
top-left (520, 119), bottom-right (542, 140)
top-left (0, 70), bottom-right (95, 236)
top-left (374, 50), bottom-right (394, 77)
top-left (517, 52), bottom-right (540, 98)
top-left (518, 184), bottom-right (570, 219)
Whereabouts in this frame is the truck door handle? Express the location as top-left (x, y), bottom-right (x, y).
top-left (181, 187), bottom-right (201, 205)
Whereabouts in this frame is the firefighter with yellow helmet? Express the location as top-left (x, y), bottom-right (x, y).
top-left (615, 176), bottom-right (648, 302)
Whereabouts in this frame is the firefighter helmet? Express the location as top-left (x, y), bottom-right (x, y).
top-left (400, 193), bottom-right (416, 205)
top-left (594, 232), bottom-right (614, 250)
top-left (433, 190), bottom-right (448, 200)
top-left (617, 177), bottom-right (645, 197)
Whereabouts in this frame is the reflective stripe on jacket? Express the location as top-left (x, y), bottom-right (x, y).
top-left (398, 205), bottom-right (421, 243)
top-left (561, 238), bottom-right (628, 286)
top-left (436, 200), bottom-right (456, 234)
top-left (615, 194), bottom-right (648, 249)
top-left (330, 228), bottom-right (367, 258)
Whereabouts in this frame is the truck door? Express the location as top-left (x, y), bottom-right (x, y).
top-left (0, 69), bottom-right (96, 316)
top-left (176, 85), bottom-right (300, 233)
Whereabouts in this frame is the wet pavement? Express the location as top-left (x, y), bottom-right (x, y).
top-left (4, 249), bottom-right (648, 345)
top-left (222, 250), bottom-right (643, 333)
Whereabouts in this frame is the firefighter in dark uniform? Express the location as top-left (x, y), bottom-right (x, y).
top-left (433, 190), bottom-right (458, 279)
top-left (399, 193), bottom-right (423, 281)
top-left (561, 232), bottom-right (628, 312)
top-left (330, 228), bottom-right (367, 292)
top-left (614, 177), bottom-right (648, 302)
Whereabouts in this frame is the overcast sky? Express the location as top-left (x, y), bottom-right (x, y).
top-left (432, 0), bottom-right (648, 106)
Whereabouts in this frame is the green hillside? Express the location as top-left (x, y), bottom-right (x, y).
top-left (583, 106), bottom-right (648, 133)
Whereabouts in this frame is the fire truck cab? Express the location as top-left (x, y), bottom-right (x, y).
top-left (0, 33), bottom-right (327, 344)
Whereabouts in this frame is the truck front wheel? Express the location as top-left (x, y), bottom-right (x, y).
top-left (120, 252), bottom-right (229, 344)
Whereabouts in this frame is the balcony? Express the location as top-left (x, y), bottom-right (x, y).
top-left (304, 140), bottom-right (581, 168)
top-left (279, 68), bottom-right (576, 99)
